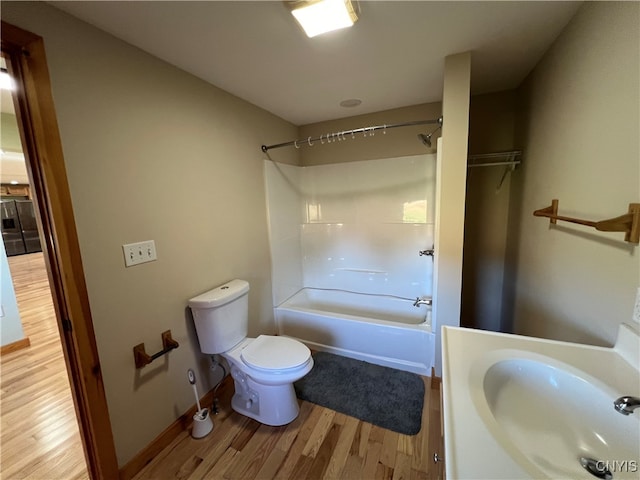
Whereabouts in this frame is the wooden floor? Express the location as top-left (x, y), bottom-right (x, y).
top-left (1, 252), bottom-right (444, 480)
top-left (1, 252), bottom-right (89, 479)
top-left (133, 371), bottom-right (443, 479)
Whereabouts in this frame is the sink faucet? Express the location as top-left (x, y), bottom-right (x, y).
top-left (413, 297), bottom-right (432, 307)
top-left (613, 396), bottom-right (640, 415)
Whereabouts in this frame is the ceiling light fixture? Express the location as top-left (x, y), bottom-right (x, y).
top-left (340, 98), bottom-right (362, 108)
top-left (290, 0), bottom-right (358, 38)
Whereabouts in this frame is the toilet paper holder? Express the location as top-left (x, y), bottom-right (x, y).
top-left (133, 330), bottom-right (179, 369)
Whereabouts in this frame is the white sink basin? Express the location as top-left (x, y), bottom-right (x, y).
top-left (473, 356), bottom-right (640, 479)
top-left (442, 324), bottom-right (640, 479)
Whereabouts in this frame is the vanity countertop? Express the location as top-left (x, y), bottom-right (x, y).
top-left (441, 323), bottom-right (640, 480)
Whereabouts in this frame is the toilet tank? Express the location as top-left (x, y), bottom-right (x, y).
top-left (188, 279), bottom-right (250, 354)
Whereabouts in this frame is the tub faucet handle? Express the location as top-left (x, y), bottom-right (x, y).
top-left (614, 396), bottom-right (640, 415)
top-left (413, 297), bottom-right (432, 307)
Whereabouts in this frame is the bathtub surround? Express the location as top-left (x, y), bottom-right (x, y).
top-left (265, 154), bottom-right (437, 372)
top-left (294, 351), bottom-right (425, 436)
top-left (266, 154), bottom-right (435, 302)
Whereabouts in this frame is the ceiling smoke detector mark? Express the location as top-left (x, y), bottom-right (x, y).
top-left (340, 98), bottom-right (362, 108)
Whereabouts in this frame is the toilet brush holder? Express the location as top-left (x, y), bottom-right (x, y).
top-left (187, 368), bottom-right (214, 439)
top-left (191, 408), bottom-right (214, 439)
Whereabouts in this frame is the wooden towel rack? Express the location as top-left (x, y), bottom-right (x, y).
top-left (533, 199), bottom-right (640, 244)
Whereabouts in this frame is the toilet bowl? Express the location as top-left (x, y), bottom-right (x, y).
top-left (188, 279), bottom-right (313, 426)
top-left (222, 336), bottom-right (313, 425)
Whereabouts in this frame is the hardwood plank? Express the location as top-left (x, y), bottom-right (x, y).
top-left (223, 424), bottom-right (285, 479)
top-left (375, 462), bottom-right (394, 480)
top-left (286, 453), bottom-right (315, 480)
top-left (301, 406), bottom-right (336, 458)
top-left (273, 404), bottom-right (324, 480)
top-left (183, 414), bottom-right (251, 480)
top-left (306, 423), bottom-right (341, 479)
top-left (392, 452), bottom-right (412, 480)
top-left (380, 429), bottom-right (399, 468)
top-left (124, 354), bottom-right (444, 480)
top-left (411, 375), bottom-right (432, 472)
top-left (361, 441), bottom-right (383, 479)
top-left (254, 446), bottom-right (286, 480)
top-left (202, 447), bottom-right (239, 480)
top-left (340, 452), bottom-right (364, 479)
top-left (0, 253), bottom-right (88, 480)
top-left (322, 415), bottom-right (359, 479)
top-left (358, 422), bottom-right (372, 458)
top-left (274, 400), bottom-right (313, 452)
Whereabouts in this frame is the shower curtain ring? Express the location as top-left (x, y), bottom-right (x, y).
top-left (308, 136), bottom-right (314, 146)
top-left (294, 140), bottom-right (300, 149)
top-left (320, 134), bottom-right (324, 145)
top-left (383, 124), bottom-right (387, 134)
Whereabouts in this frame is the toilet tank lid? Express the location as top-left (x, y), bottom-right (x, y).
top-left (188, 279), bottom-right (249, 308)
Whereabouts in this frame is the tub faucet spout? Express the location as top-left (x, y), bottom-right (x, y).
top-left (614, 396), bottom-right (640, 415)
top-left (413, 297), bottom-right (432, 307)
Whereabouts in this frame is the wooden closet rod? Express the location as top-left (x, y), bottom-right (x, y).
top-left (533, 199), bottom-right (640, 244)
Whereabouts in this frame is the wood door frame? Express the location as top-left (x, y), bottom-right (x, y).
top-left (1, 21), bottom-right (119, 479)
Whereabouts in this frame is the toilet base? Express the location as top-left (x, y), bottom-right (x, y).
top-left (229, 367), bottom-right (301, 426)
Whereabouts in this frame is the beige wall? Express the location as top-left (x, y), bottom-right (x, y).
top-left (509, 2), bottom-right (639, 344)
top-left (2, 2), bottom-right (298, 466)
top-left (462, 91), bottom-right (518, 332)
top-left (1, 113), bottom-right (22, 151)
top-left (298, 103), bottom-right (442, 165)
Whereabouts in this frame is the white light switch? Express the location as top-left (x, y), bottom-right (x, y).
top-left (122, 240), bottom-right (157, 267)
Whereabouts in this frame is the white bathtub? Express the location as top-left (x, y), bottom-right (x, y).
top-left (274, 288), bottom-right (435, 375)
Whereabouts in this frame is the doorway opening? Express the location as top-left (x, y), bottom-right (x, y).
top-left (1, 21), bottom-right (119, 479)
top-left (0, 55), bottom-right (88, 478)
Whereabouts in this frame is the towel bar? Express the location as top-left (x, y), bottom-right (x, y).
top-left (533, 199), bottom-right (640, 244)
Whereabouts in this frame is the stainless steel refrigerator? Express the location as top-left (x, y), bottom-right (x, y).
top-left (1, 199), bottom-right (42, 256)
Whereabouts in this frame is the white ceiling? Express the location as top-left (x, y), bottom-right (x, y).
top-left (49, 0), bottom-right (583, 126)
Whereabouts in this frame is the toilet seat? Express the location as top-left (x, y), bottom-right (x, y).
top-left (241, 335), bottom-right (310, 372)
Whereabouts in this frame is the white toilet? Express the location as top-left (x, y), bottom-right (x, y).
top-left (188, 279), bottom-right (313, 426)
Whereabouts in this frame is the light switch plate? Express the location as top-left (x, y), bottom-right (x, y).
top-left (122, 240), bottom-right (157, 267)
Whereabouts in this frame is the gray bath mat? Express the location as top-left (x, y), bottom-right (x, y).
top-left (294, 352), bottom-right (424, 435)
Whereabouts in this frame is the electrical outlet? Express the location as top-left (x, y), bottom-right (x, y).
top-left (122, 240), bottom-right (157, 267)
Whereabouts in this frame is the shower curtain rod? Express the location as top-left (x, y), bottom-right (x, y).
top-left (261, 117), bottom-right (443, 152)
